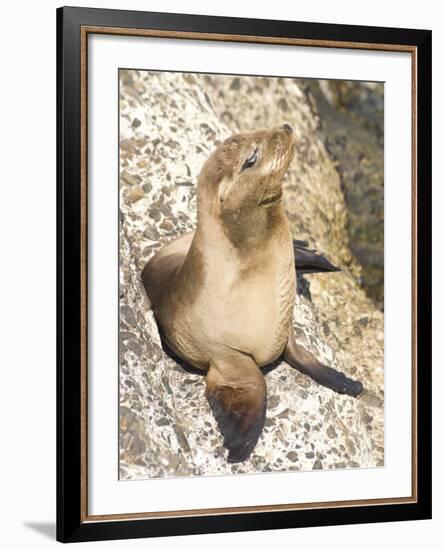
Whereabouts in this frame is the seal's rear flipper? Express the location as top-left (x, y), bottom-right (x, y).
top-left (284, 330), bottom-right (363, 397)
top-left (293, 239), bottom-right (340, 274)
top-left (206, 354), bottom-right (267, 463)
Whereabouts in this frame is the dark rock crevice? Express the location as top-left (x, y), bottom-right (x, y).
top-left (300, 80), bottom-right (384, 310)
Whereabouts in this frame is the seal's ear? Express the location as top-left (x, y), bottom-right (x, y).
top-left (206, 354), bottom-right (267, 462)
top-left (218, 176), bottom-right (235, 203)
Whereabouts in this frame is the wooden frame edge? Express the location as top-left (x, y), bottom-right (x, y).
top-left (411, 47), bottom-right (418, 503)
top-left (82, 24), bottom-right (417, 52)
top-left (84, 496), bottom-right (416, 524)
top-left (80, 25), bottom-right (89, 524)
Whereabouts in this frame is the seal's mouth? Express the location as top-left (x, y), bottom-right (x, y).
top-left (259, 188), bottom-right (283, 207)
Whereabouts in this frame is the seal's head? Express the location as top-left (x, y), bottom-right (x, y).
top-left (197, 124), bottom-right (295, 248)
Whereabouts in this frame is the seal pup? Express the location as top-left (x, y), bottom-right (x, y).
top-left (142, 124), bottom-right (363, 463)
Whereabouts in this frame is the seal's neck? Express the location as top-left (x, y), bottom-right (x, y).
top-left (196, 201), bottom-right (290, 256)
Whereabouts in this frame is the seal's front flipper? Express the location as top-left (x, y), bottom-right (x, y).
top-left (206, 354), bottom-right (267, 463)
top-left (284, 330), bottom-right (363, 397)
top-left (293, 239), bottom-right (340, 274)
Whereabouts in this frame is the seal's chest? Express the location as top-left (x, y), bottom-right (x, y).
top-left (256, 250), bottom-right (296, 363)
top-left (220, 243), bottom-right (296, 364)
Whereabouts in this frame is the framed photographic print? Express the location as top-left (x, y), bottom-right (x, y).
top-left (56, 6), bottom-right (432, 543)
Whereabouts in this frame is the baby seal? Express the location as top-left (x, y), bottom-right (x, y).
top-left (142, 124), bottom-right (363, 463)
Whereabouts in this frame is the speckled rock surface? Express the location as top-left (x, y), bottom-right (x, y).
top-left (118, 70), bottom-right (384, 480)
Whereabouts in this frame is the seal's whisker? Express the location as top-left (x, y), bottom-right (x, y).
top-left (257, 158), bottom-right (271, 206)
top-left (257, 152), bottom-right (276, 207)
top-left (262, 150), bottom-right (283, 206)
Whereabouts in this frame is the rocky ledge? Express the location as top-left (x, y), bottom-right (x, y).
top-left (118, 70), bottom-right (384, 479)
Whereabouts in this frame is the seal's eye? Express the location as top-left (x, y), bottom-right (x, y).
top-left (241, 148), bottom-right (259, 171)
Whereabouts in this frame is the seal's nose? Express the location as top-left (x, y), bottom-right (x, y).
top-left (282, 123), bottom-right (293, 133)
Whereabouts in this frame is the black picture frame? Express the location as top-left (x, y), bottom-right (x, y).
top-left (57, 6), bottom-right (432, 543)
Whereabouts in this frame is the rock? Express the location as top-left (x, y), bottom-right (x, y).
top-left (303, 80), bottom-right (385, 309)
top-left (121, 170), bottom-right (141, 186)
top-left (143, 225), bottom-right (159, 241)
top-left (118, 70), bottom-right (384, 480)
top-left (286, 451), bottom-right (298, 463)
top-left (120, 305), bottom-right (137, 328)
top-left (127, 186), bottom-right (144, 203)
top-left (326, 425), bottom-right (338, 439)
